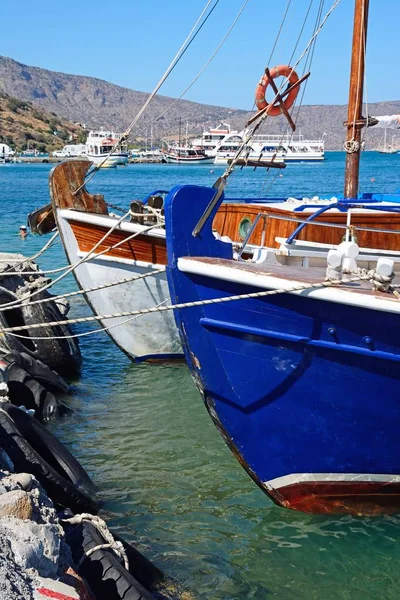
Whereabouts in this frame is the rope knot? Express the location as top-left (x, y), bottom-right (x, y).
top-left (62, 512), bottom-right (130, 571)
top-left (371, 270), bottom-right (395, 293)
top-left (343, 139), bottom-right (360, 154)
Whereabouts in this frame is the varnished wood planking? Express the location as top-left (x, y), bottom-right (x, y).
top-left (70, 203), bottom-right (400, 265)
top-left (213, 204), bottom-right (400, 251)
top-left (70, 222), bottom-right (167, 265)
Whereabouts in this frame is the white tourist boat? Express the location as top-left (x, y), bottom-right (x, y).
top-left (188, 123), bottom-right (323, 163)
top-left (190, 123), bottom-right (244, 156)
top-left (214, 132), bottom-right (324, 164)
top-left (85, 130), bottom-right (129, 167)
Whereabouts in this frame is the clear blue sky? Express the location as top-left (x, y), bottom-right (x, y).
top-left (1, 0), bottom-right (398, 109)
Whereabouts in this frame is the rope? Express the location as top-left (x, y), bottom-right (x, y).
top-left (0, 215), bottom-right (163, 312)
top-left (219, 0), bottom-right (342, 181)
top-left (0, 268), bottom-right (165, 314)
top-left (5, 295), bottom-right (172, 341)
top-left (343, 139), bottom-right (360, 154)
top-left (75, 0), bottom-right (221, 192)
top-left (142, 0), bottom-right (249, 134)
top-left (0, 232), bottom-right (60, 274)
top-left (354, 268), bottom-right (400, 297)
top-left (0, 263), bottom-right (70, 276)
top-left (61, 514), bottom-right (129, 571)
top-left (360, 1), bottom-right (369, 148)
top-left (0, 210), bottom-right (131, 311)
top-left (0, 271), bottom-right (395, 338)
top-left (344, 0), bottom-right (365, 153)
top-left (261, 0), bottom-right (324, 196)
top-left (129, 204), bottom-right (164, 225)
top-left (267, 0), bottom-right (292, 65)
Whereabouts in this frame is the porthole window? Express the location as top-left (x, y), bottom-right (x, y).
top-left (239, 216), bottom-right (253, 240)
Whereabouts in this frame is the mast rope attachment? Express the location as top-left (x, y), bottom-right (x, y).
top-left (343, 139), bottom-right (360, 153)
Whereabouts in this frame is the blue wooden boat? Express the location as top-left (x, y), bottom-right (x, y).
top-left (164, 0), bottom-right (400, 515)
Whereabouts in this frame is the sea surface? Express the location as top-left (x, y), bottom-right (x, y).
top-left (1, 153), bottom-right (400, 600)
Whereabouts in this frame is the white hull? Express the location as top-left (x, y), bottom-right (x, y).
top-left (56, 210), bottom-right (182, 361)
top-left (115, 154), bottom-right (129, 165)
top-left (163, 154), bottom-right (214, 164)
top-left (214, 152), bottom-right (323, 165)
top-left (85, 154), bottom-right (120, 168)
top-left (283, 154), bottom-right (324, 161)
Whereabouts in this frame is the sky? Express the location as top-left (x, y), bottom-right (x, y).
top-left (1, 0), bottom-right (399, 110)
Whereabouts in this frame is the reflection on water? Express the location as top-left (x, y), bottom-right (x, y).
top-left (2, 158), bottom-right (400, 599)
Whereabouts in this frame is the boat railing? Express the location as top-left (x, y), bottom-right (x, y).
top-left (286, 202), bottom-right (400, 244)
top-left (238, 205), bottom-right (400, 257)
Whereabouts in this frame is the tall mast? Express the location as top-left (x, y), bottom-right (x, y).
top-left (344, 0), bottom-right (369, 198)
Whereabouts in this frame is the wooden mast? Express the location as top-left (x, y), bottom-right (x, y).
top-left (344, 0), bottom-right (369, 198)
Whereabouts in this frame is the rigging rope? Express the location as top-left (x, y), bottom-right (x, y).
top-left (361, 2), bottom-right (369, 148)
top-left (0, 232), bottom-right (60, 274)
top-left (75, 0), bottom-right (221, 192)
top-left (260, 0), bottom-right (325, 197)
top-left (267, 0), bottom-right (293, 66)
top-left (219, 0), bottom-right (343, 183)
top-left (0, 211), bottom-right (131, 310)
top-left (136, 0), bottom-right (249, 137)
top-left (6, 296), bottom-right (172, 342)
top-left (0, 220), bottom-right (163, 311)
top-left (0, 271), bottom-right (395, 340)
top-left (344, 0), bottom-right (365, 153)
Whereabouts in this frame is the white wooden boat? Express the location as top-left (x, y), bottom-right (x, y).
top-left (49, 161), bottom-right (182, 362)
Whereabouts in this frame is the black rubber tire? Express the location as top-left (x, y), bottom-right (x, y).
top-left (2, 351), bottom-right (69, 394)
top-left (20, 296), bottom-right (82, 376)
top-left (113, 532), bottom-right (188, 599)
top-left (0, 403), bottom-right (99, 514)
top-left (66, 521), bottom-right (155, 600)
top-left (0, 284), bottom-right (81, 376)
top-left (0, 286), bottom-right (40, 358)
top-left (6, 364), bottom-right (59, 421)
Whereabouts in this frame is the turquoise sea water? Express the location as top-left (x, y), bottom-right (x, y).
top-left (1, 153), bottom-right (400, 599)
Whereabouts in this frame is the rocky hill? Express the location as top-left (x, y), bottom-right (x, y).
top-left (0, 91), bottom-right (85, 152)
top-left (0, 55), bottom-right (399, 150)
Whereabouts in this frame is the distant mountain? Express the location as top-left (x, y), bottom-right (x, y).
top-left (0, 91), bottom-right (85, 151)
top-left (0, 56), bottom-right (399, 150)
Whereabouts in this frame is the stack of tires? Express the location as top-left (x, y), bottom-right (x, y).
top-left (0, 260), bottom-right (184, 599)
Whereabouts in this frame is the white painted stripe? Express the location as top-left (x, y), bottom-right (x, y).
top-left (59, 209), bottom-right (166, 238)
top-left (178, 258), bottom-right (400, 314)
top-left (76, 251), bottom-right (165, 270)
top-left (265, 472), bottom-right (400, 489)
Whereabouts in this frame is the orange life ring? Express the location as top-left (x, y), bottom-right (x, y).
top-left (254, 65), bottom-right (300, 116)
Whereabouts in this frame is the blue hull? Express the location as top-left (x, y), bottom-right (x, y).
top-left (165, 185), bottom-right (400, 515)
